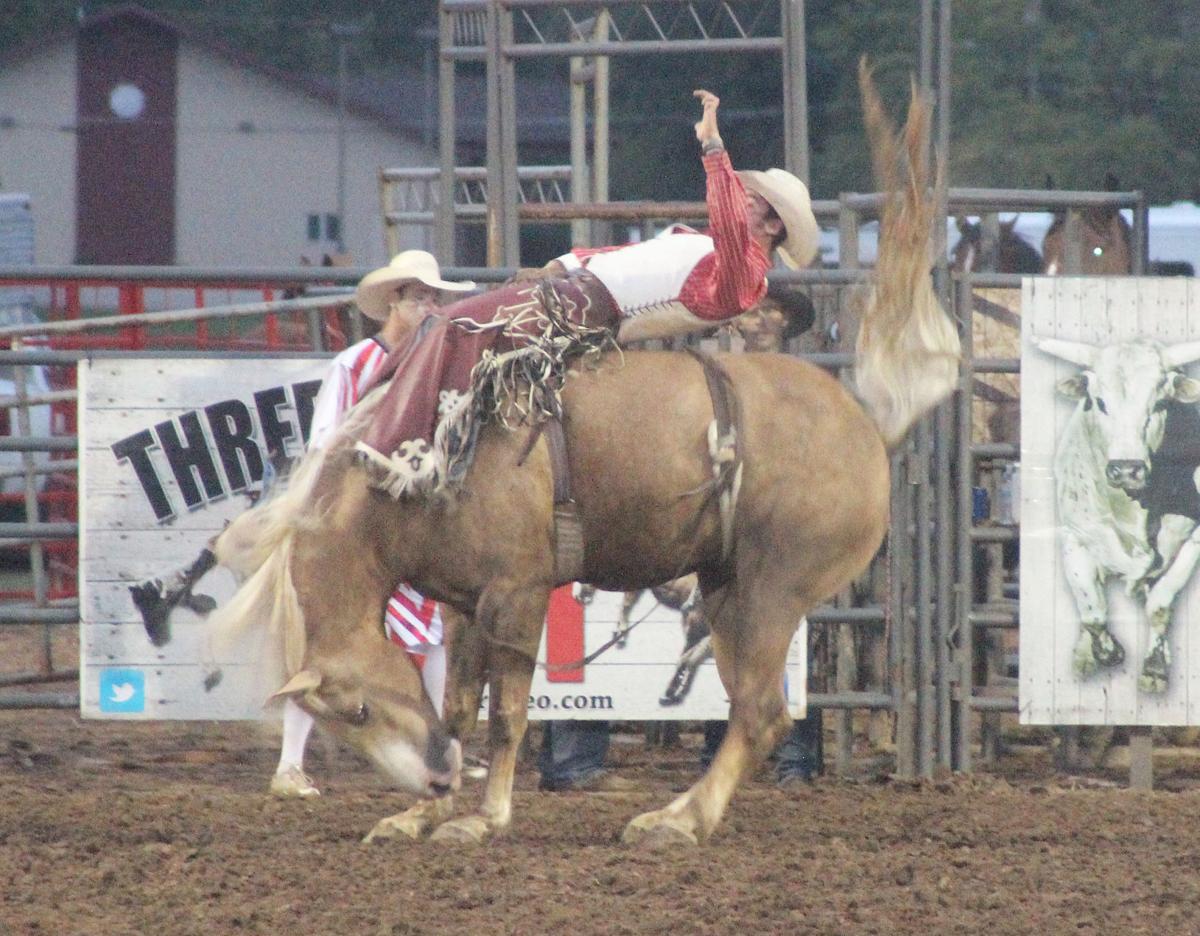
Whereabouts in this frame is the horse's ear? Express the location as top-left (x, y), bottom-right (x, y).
top-left (1000, 217), bottom-right (1018, 233)
top-left (1103, 172), bottom-right (1119, 192)
top-left (266, 668), bottom-right (323, 705)
top-left (1044, 173), bottom-right (1055, 190)
top-left (955, 214), bottom-right (970, 233)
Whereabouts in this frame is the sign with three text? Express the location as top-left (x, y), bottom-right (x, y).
top-left (80, 358), bottom-right (806, 721)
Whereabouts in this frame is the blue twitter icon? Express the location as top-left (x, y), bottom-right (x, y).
top-left (99, 668), bottom-right (145, 714)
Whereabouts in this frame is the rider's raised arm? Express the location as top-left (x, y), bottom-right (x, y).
top-left (686, 89), bottom-right (770, 320)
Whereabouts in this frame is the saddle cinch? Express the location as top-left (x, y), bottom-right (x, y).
top-left (519, 349), bottom-right (743, 585)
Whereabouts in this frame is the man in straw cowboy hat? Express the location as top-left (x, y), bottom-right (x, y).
top-left (267, 250), bottom-right (477, 797)
top-left (353, 88), bottom-right (820, 498)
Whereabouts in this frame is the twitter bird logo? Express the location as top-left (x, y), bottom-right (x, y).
top-left (99, 669), bottom-right (145, 713)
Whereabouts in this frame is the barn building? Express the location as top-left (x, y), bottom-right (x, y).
top-left (0, 5), bottom-right (447, 268)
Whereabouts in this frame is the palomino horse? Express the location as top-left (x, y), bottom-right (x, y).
top-left (205, 64), bottom-right (959, 846)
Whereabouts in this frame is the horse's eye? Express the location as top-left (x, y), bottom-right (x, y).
top-left (349, 703), bottom-right (369, 726)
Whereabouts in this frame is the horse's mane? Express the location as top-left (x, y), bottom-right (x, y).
top-left (206, 388), bottom-right (390, 686)
top-left (854, 59), bottom-right (961, 448)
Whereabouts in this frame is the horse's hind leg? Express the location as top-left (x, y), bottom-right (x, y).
top-left (364, 606), bottom-right (487, 843)
top-left (623, 583), bottom-right (801, 846)
top-left (430, 583), bottom-right (550, 845)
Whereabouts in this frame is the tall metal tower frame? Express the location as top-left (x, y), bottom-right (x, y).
top-left (436, 0), bottom-right (811, 266)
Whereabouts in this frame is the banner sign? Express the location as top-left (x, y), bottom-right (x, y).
top-left (1020, 277), bottom-right (1200, 725)
top-left (80, 358), bottom-right (806, 721)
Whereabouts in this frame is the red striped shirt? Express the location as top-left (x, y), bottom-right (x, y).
top-left (570, 150), bottom-right (770, 321)
top-left (310, 337), bottom-right (443, 652)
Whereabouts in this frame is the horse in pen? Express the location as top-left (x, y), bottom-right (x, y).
top-left (200, 64), bottom-right (960, 847)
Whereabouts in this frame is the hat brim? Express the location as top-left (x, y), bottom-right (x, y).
top-left (355, 269), bottom-right (475, 321)
top-left (737, 169), bottom-right (821, 270)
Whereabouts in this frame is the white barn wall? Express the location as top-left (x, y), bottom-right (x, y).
top-left (0, 40), bottom-right (78, 265)
top-left (175, 44), bottom-right (433, 269)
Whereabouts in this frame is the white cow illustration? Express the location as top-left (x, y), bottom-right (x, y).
top-left (1036, 336), bottom-right (1200, 693)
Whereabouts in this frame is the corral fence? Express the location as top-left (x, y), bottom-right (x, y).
top-left (0, 183), bottom-right (1155, 782)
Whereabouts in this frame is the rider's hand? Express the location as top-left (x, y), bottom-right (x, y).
top-left (693, 89), bottom-right (722, 149)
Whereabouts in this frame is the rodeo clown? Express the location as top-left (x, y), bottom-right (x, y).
top-left (266, 250), bottom-right (481, 798)
top-left (352, 88), bottom-right (821, 497)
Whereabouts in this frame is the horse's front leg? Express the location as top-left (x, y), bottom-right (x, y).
top-left (430, 584), bottom-right (549, 844)
top-left (364, 607), bottom-right (487, 843)
top-left (625, 585), bottom-right (797, 846)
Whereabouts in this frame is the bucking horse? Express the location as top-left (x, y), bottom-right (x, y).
top-left (200, 64), bottom-right (960, 846)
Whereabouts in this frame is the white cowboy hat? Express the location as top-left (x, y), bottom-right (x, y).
top-left (355, 250), bottom-right (475, 321)
top-left (737, 168), bottom-right (821, 270)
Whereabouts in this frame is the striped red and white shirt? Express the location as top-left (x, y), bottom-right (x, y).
top-left (555, 150), bottom-right (770, 343)
top-left (308, 337), bottom-right (444, 651)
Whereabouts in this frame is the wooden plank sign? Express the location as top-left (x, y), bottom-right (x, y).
top-left (1020, 277), bottom-right (1200, 725)
top-left (80, 358), bottom-right (806, 721)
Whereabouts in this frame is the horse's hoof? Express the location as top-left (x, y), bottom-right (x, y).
top-left (363, 815), bottom-right (425, 844)
top-left (622, 813), bottom-right (698, 848)
top-left (429, 815), bottom-right (490, 845)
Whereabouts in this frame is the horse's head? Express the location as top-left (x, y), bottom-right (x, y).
top-left (1042, 176), bottom-right (1132, 274)
top-left (249, 445), bottom-right (461, 798)
top-left (1043, 207), bottom-right (1132, 274)
top-left (269, 645), bottom-right (461, 798)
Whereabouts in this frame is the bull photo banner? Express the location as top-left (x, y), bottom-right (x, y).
top-left (80, 358), bottom-right (806, 722)
top-left (1020, 277), bottom-right (1200, 725)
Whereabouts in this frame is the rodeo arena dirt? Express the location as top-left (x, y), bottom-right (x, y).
top-left (7, 5), bottom-right (1200, 936)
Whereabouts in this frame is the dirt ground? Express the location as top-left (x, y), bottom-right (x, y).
top-left (4, 628), bottom-right (1200, 935)
top-left (4, 711), bottom-right (1200, 935)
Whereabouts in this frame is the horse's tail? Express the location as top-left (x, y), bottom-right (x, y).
top-left (854, 58), bottom-right (961, 449)
top-left (207, 533), bottom-right (306, 690)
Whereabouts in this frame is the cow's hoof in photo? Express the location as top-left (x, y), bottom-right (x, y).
top-left (1072, 649), bottom-right (1098, 679)
top-left (1096, 641), bottom-right (1125, 668)
top-left (429, 815), bottom-right (490, 845)
top-left (1074, 627), bottom-right (1124, 678)
top-left (622, 812), bottom-right (698, 848)
top-left (1138, 670), bottom-right (1168, 694)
